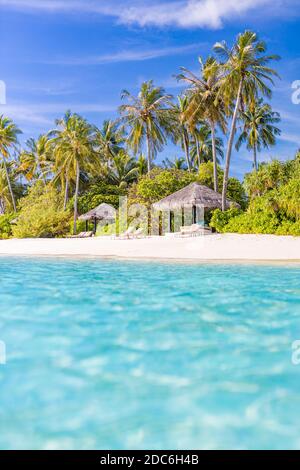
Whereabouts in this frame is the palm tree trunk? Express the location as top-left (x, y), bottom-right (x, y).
top-left (222, 79), bottom-right (243, 211)
top-left (2, 157), bottom-right (16, 212)
top-left (211, 123), bottom-right (218, 192)
top-left (64, 177), bottom-right (69, 211)
top-left (73, 161), bottom-right (80, 235)
top-left (183, 129), bottom-right (191, 172)
top-left (196, 136), bottom-right (201, 169)
top-left (253, 144), bottom-right (258, 171)
top-left (146, 126), bottom-right (151, 174)
top-left (40, 165), bottom-right (47, 186)
top-left (0, 198), bottom-right (5, 214)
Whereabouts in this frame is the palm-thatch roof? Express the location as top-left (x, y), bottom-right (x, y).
top-left (79, 203), bottom-right (116, 221)
top-left (153, 182), bottom-right (238, 211)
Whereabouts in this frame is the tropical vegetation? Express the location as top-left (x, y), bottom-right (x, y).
top-left (1, 30), bottom-right (297, 239)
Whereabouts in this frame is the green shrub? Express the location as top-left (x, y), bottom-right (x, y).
top-left (226, 211), bottom-right (279, 234)
top-left (0, 213), bottom-right (16, 239)
top-left (198, 162), bottom-right (247, 208)
top-left (210, 208), bottom-right (243, 233)
top-left (275, 220), bottom-right (296, 236)
top-left (227, 178), bottom-right (248, 210)
top-left (130, 164), bottom-right (246, 208)
top-left (132, 169), bottom-right (195, 205)
top-left (289, 221), bottom-right (300, 236)
top-left (96, 222), bottom-right (117, 237)
top-left (76, 182), bottom-right (126, 214)
top-left (276, 220), bottom-right (300, 236)
top-left (13, 183), bottom-right (71, 238)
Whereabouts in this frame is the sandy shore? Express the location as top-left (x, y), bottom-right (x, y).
top-left (0, 233), bottom-right (300, 262)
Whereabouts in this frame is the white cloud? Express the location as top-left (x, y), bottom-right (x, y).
top-left (118, 0), bottom-right (271, 29)
top-left (0, 0), bottom-right (85, 12)
top-left (0, 102), bottom-right (116, 127)
top-left (280, 132), bottom-right (300, 146)
top-left (278, 109), bottom-right (300, 127)
top-left (0, 0), bottom-right (295, 29)
top-left (41, 43), bottom-right (204, 66)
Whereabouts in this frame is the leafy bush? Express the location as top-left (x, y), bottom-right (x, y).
top-left (210, 155), bottom-right (300, 236)
top-left (76, 182), bottom-right (126, 214)
top-left (198, 161), bottom-right (223, 188)
top-left (210, 208), bottom-right (243, 233)
top-left (13, 183), bottom-right (71, 238)
top-left (210, 192), bottom-right (296, 235)
top-left (0, 213), bottom-right (16, 239)
top-left (276, 220), bottom-right (300, 236)
top-left (131, 169), bottom-right (195, 205)
top-left (198, 162), bottom-right (247, 208)
top-left (130, 164), bottom-right (246, 208)
top-left (278, 177), bottom-right (300, 219)
top-left (227, 178), bottom-right (248, 210)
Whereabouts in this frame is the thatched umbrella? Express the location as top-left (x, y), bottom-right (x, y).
top-left (153, 182), bottom-right (239, 231)
top-left (153, 182), bottom-right (237, 211)
top-left (79, 203), bottom-right (116, 232)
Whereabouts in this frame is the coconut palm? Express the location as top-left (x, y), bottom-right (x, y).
top-left (214, 30), bottom-right (280, 209)
top-left (95, 120), bottom-right (124, 162)
top-left (136, 154), bottom-right (148, 177)
top-left (50, 112), bottom-right (99, 234)
top-left (236, 98), bottom-right (281, 170)
top-left (162, 157), bottom-right (187, 170)
top-left (18, 135), bottom-right (53, 183)
top-left (167, 96), bottom-right (193, 171)
top-left (0, 115), bottom-right (22, 212)
top-left (177, 57), bottom-right (227, 191)
top-left (0, 164), bottom-right (17, 213)
top-left (119, 81), bottom-right (172, 174)
top-left (108, 151), bottom-right (138, 188)
top-left (190, 125), bottom-right (224, 169)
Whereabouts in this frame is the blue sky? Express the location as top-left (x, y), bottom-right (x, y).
top-left (1, 0), bottom-right (300, 178)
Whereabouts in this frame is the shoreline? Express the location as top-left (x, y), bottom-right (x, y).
top-left (0, 233), bottom-right (300, 263)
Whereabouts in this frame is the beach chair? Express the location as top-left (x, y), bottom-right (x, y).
top-left (116, 226), bottom-right (135, 239)
top-left (70, 231), bottom-right (94, 239)
top-left (178, 224), bottom-right (211, 238)
top-left (131, 228), bottom-right (145, 239)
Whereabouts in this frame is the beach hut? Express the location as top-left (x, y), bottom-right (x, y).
top-left (153, 182), bottom-right (238, 232)
top-left (79, 203), bottom-right (116, 233)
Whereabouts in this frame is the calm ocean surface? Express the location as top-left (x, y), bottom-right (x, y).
top-left (0, 257), bottom-right (300, 450)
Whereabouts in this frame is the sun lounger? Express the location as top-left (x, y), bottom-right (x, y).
top-left (115, 226), bottom-right (135, 239)
top-left (70, 231), bottom-right (94, 239)
top-left (177, 224), bottom-right (212, 237)
top-left (131, 228), bottom-right (145, 239)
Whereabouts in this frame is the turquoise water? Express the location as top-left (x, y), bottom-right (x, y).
top-left (0, 257), bottom-right (300, 450)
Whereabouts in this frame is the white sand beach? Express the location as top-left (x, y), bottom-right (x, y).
top-left (0, 233), bottom-right (300, 261)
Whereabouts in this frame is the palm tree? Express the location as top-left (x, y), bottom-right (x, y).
top-left (119, 81), bottom-right (172, 173)
top-left (50, 112), bottom-right (98, 234)
top-left (0, 164), bottom-right (17, 213)
top-left (168, 96), bottom-right (192, 171)
top-left (177, 57), bottom-right (227, 191)
top-left (0, 116), bottom-right (22, 212)
top-left (190, 125), bottom-right (223, 169)
top-left (136, 154), bottom-right (148, 177)
top-left (95, 120), bottom-right (124, 162)
top-left (18, 135), bottom-right (53, 183)
top-left (108, 151), bottom-right (138, 188)
top-left (236, 98), bottom-right (281, 170)
top-left (162, 157), bottom-right (187, 170)
top-left (214, 30), bottom-right (279, 209)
